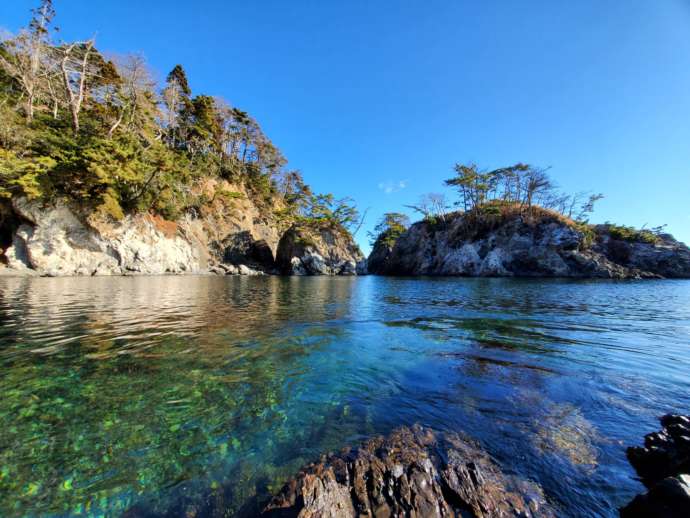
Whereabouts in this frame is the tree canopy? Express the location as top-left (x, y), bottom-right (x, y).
top-left (0, 1), bottom-right (358, 230)
top-left (369, 212), bottom-right (410, 247)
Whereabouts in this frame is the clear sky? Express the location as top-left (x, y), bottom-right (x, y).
top-left (2, 0), bottom-right (690, 253)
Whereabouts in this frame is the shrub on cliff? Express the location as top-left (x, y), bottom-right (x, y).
top-left (602, 223), bottom-right (661, 244)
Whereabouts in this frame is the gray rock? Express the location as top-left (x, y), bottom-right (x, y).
top-left (355, 258), bottom-right (368, 275)
top-left (237, 264), bottom-right (262, 276)
top-left (0, 194), bottom-right (364, 278)
top-left (368, 211), bottom-right (690, 278)
top-left (226, 264), bottom-right (239, 275)
top-left (276, 224), bottom-right (365, 276)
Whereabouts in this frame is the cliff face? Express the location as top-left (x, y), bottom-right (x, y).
top-left (368, 211), bottom-right (690, 279)
top-left (276, 223), bottom-right (367, 276)
top-left (0, 180), bottom-right (365, 277)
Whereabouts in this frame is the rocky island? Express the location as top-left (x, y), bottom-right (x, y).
top-left (368, 205), bottom-right (690, 279)
top-left (367, 163), bottom-right (690, 279)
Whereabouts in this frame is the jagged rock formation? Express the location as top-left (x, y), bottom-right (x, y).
top-left (621, 414), bottom-right (690, 517)
top-left (368, 211), bottom-right (690, 279)
top-left (276, 224), bottom-right (366, 276)
top-left (262, 425), bottom-right (553, 517)
top-left (0, 180), bottom-right (365, 277)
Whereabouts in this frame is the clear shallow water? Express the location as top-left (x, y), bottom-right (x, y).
top-left (0, 276), bottom-right (689, 517)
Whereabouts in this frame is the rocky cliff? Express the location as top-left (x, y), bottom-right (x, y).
top-left (368, 209), bottom-right (690, 279)
top-left (276, 223), bottom-right (366, 276)
top-left (0, 180), bottom-right (365, 277)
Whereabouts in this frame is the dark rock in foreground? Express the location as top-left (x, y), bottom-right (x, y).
top-left (262, 424), bottom-right (553, 517)
top-left (627, 414), bottom-right (690, 484)
top-left (621, 414), bottom-right (690, 517)
top-left (621, 475), bottom-right (690, 518)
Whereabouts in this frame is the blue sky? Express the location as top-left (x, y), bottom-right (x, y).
top-left (2, 1), bottom-right (690, 252)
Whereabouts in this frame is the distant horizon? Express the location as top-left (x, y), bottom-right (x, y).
top-left (2, 0), bottom-right (689, 254)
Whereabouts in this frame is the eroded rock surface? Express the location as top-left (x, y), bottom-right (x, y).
top-left (0, 182), bottom-right (365, 277)
top-left (277, 224), bottom-right (366, 276)
top-left (5, 197), bottom-right (204, 276)
top-left (262, 425), bottom-right (553, 517)
top-left (368, 213), bottom-right (690, 279)
top-left (621, 414), bottom-right (690, 517)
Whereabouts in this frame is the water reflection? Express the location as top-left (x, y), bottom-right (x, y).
top-left (0, 276), bottom-right (689, 517)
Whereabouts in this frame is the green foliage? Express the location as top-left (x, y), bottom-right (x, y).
top-left (0, 1), bottom-right (357, 231)
top-left (166, 64), bottom-right (191, 96)
top-left (369, 212), bottom-right (410, 247)
top-left (605, 223), bottom-right (660, 244)
top-left (444, 163), bottom-right (603, 224)
top-left (292, 193), bottom-right (360, 233)
top-left (0, 149), bottom-right (55, 199)
top-left (574, 222), bottom-right (596, 248)
top-left (217, 189), bottom-right (243, 201)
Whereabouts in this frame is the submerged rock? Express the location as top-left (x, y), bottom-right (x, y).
top-left (262, 424), bottom-right (553, 517)
top-left (621, 414), bottom-right (690, 517)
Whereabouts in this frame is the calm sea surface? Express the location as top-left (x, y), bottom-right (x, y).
top-left (1, 276), bottom-right (689, 517)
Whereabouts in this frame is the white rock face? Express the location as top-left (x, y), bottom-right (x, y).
top-left (479, 249), bottom-right (511, 276)
top-left (1, 194), bottom-right (368, 278)
top-left (5, 198), bottom-right (204, 276)
top-left (237, 264), bottom-right (263, 276)
top-left (289, 256), bottom-right (308, 276)
top-left (441, 244), bottom-right (481, 275)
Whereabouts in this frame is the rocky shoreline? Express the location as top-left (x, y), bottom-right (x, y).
top-left (368, 211), bottom-right (690, 279)
top-left (4, 197), bottom-right (690, 280)
top-left (0, 193), bottom-right (366, 278)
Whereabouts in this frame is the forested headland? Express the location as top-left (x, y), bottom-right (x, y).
top-left (0, 1), bottom-right (358, 230)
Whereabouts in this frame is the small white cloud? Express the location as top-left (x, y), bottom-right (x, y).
top-left (378, 179), bottom-right (408, 194)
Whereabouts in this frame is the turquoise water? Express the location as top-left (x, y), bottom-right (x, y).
top-left (0, 276), bottom-right (689, 517)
